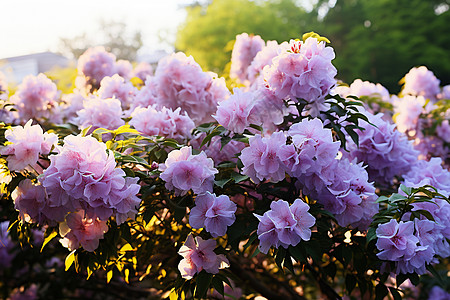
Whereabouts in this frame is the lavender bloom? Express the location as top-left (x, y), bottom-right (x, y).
top-left (190, 134), bottom-right (246, 166)
top-left (436, 119), bottom-right (450, 143)
top-left (115, 59), bottom-right (133, 79)
top-left (230, 33), bottom-right (265, 85)
top-left (240, 131), bottom-right (287, 183)
top-left (178, 234), bottom-right (229, 279)
top-left (393, 95), bottom-right (427, 134)
top-left (152, 52), bottom-right (230, 125)
top-left (427, 286), bottom-right (450, 300)
top-left (40, 135), bottom-right (141, 223)
top-left (130, 105), bottom-right (195, 142)
top-left (128, 76), bottom-right (158, 113)
top-left (189, 192), bottom-right (237, 237)
top-left (214, 88), bottom-right (261, 134)
top-left (254, 199), bottom-right (315, 254)
top-left (1, 120), bottom-right (58, 172)
top-left (96, 74), bottom-right (137, 109)
top-left (346, 111), bottom-right (419, 185)
top-left (77, 46), bottom-right (117, 89)
top-left (10, 73), bottom-right (59, 122)
top-left (132, 62), bottom-right (153, 81)
top-left (338, 79), bottom-right (391, 102)
top-left (263, 37), bottom-right (337, 103)
top-left (159, 146), bottom-right (218, 196)
top-left (402, 66), bottom-right (440, 101)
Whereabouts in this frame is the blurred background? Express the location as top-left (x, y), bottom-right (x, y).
top-left (1, 0), bottom-right (449, 93)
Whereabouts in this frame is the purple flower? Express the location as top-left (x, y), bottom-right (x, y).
top-left (214, 88), bottom-right (261, 134)
top-left (240, 131), bottom-right (287, 183)
top-left (393, 95), bottom-right (427, 133)
top-left (189, 192), bottom-right (237, 237)
top-left (254, 199), bottom-right (315, 254)
top-left (178, 234), bottom-right (229, 279)
top-left (115, 59), bottom-right (133, 79)
top-left (10, 73), bottom-right (59, 122)
top-left (427, 286), bottom-right (450, 300)
top-left (1, 120), bottom-right (58, 172)
top-left (230, 33), bottom-right (265, 85)
top-left (132, 62), bottom-right (153, 81)
top-left (263, 37), bottom-right (337, 103)
top-left (376, 219), bottom-right (418, 261)
top-left (402, 66), bottom-right (440, 101)
top-left (159, 146), bottom-right (218, 196)
top-left (436, 119), bottom-right (450, 143)
top-left (403, 158), bottom-right (450, 197)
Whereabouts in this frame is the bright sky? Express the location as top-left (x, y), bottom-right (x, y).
top-left (1, 0), bottom-right (192, 59)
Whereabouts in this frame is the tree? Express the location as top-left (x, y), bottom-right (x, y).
top-left (175, 0), bottom-right (316, 73)
top-left (59, 20), bottom-right (143, 61)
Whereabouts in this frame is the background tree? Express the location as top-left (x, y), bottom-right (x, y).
top-left (59, 20), bottom-right (143, 61)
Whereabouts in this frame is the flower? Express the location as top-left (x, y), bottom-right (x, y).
top-left (75, 97), bottom-right (125, 132)
top-left (96, 74), bottom-right (137, 109)
top-left (230, 33), bottom-right (265, 84)
top-left (132, 62), bottom-right (153, 81)
top-left (10, 73), bottom-right (59, 122)
top-left (178, 234), bottom-right (229, 279)
top-left (402, 66), bottom-right (440, 101)
top-left (263, 37), bottom-right (337, 103)
top-left (1, 120), bottom-right (58, 171)
top-left (189, 192), bottom-right (237, 237)
top-left (159, 146), bottom-right (218, 195)
top-left (214, 88), bottom-right (261, 134)
top-left (77, 46), bottom-right (117, 88)
top-left (254, 199), bottom-right (315, 254)
top-left (393, 95), bottom-right (427, 133)
top-left (59, 210), bottom-right (108, 252)
top-left (240, 131), bottom-right (287, 184)
top-left (129, 105), bottom-right (195, 142)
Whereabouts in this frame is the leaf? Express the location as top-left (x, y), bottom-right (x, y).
top-left (400, 184), bottom-right (412, 195)
top-left (345, 274), bottom-right (356, 294)
top-left (215, 178), bottom-right (232, 188)
top-left (195, 270), bottom-right (213, 299)
top-left (289, 245), bottom-right (307, 263)
top-left (41, 227), bottom-right (58, 252)
top-left (211, 276), bottom-right (225, 297)
top-left (414, 210), bottom-right (435, 221)
top-left (169, 288), bottom-right (178, 300)
top-left (120, 243), bottom-right (134, 252)
top-left (65, 250), bottom-right (76, 271)
top-left (375, 284), bottom-right (389, 300)
top-left (366, 227), bottom-right (377, 244)
top-left (231, 172), bottom-right (248, 183)
top-left (388, 287), bottom-right (402, 300)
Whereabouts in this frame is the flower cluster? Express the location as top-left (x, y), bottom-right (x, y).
top-left (10, 73), bottom-right (59, 122)
top-left (59, 210), bottom-right (109, 252)
top-left (40, 135), bottom-right (141, 223)
top-left (263, 37), bottom-right (337, 103)
top-left (1, 120), bottom-right (58, 171)
top-left (247, 40), bottom-right (289, 84)
top-left (230, 33), bottom-right (265, 84)
top-left (152, 52), bottom-right (230, 124)
top-left (214, 88), bottom-right (261, 134)
top-left (402, 66), bottom-right (441, 101)
top-left (129, 105), bottom-right (195, 141)
top-left (77, 46), bottom-right (117, 89)
top-left (75, 97), bottom-right (125, 132)
top-left (334, 79), bottom-right (391, 103)
top-left (393, 95), bottom-right (427, 134)
top-left (178, 234), bottom-right (229, 280)
top-left (346, 111), bottom-right (419, 185)
top-left (189, 192), bottom-right (237, 237)
top-left (96, 74), bottom-right (137, 110)
top-left (159, 146), bottom-right (218, 195)
top-left (254, 199), bottom-right (315, 254)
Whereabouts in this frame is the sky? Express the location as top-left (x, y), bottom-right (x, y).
top-left (1, 0), bottom-right (192, 59)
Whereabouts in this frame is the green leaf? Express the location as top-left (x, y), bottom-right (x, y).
top-left (231, 172), bottom-right (248, 183)
top-left (414, 210), bottom-right (435, 221)
top-left (388, 287), bottom-right (402, 300)
top-left (289, 245), bottom-right (307, 263)
top-left (215, 178), bottom-right (232, 188)
top-left (65, 250), bottom-right (76, 271)
top-left (400, 184), bottom-right (412, 195)
top-left (195, 271), bottom-right (213, 299)
top-left (211, 276), bottom-right (224, 297)
top-left (41, 227), bottom-right (58, 252)
top-left (366, 227), bottom-right (377, 244)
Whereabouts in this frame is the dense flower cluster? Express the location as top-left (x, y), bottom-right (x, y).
top-left (178, 234), bottom-right (229, 280)
top-left (130, 105), bottom-right (195, 141)
top-left (247, 40), bottom-right (289, 84)
top-left (159, 146), bottom-right (218, 195)
top-left (393, 95), bottom-right (427, 133)
top-left (402, 66), bottom-right (441, 101)
top-left (77, 46), bottom-right (117, 88)
top-left (96, 74), bottom-right (137, 109)
top-left (334, 79), bottom-right (391, 102)
top-left (263, 37), bottom-right (337, 104)
top-left (254, 199), bottom-right (315, 254)
top-left (1, 120), bottom-right (58, 171)
top-left (189, 192), bottom-right (237, 237)
top-left (346, 111), bottom-right (419, 185)
top-left (40, 135), bottom-right (141, 223)
top-left (230, 33), bottom-right (265, 84)
top-left (10, 73), bottom-right (59, 122)
top-left (151, 52), bottom-right (230, 124)
top-left (75, 97), bottom-right (125, 132)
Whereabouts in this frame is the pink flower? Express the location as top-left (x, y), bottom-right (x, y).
top-left (254, 199), bottom-right (315, 254)
top-left (132, 62), bottom-right (153, 81)
top-left (75, 97), bottom-right (125, 132)
top-left (248, 40), bottom-right (290, 83)
top-left (59, 210), bottom-right (108, 252)
top-left (159, 146), bottom-right (218, 195)
top-left (96, 74), bottom-right (137, 109)
top-left (130, 105), bottom-right (195, 141)
top-left (1, 120), bottom-right (58, 171)
top-left (10, 73), bottom-right (59, 122)
top-left (230, 33), bottom-right (265, 84)
top-left (240, 131), bottom-right (287, 183)
top-left (115, 59), bottom-right (133, 79)
top-left (77, 46), bottom-right (117, 88)
top-left (189, 192), bottom-right (237, 237)
top-left (178, 234), bottom-right (229, 279)
top-left (214, 88), bottom-right (261, 134)
top-left (402, 66), bottom-right (440, 101)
